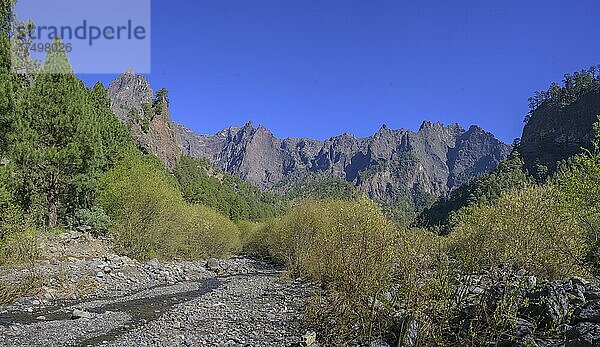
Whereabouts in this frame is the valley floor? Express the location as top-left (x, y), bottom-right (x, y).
top-left (0, 231), bottom-right (314, 347)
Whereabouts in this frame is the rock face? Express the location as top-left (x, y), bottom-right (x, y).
top-left (175, 121), bottom-right (510, 200)
top-left (108, 69), bottom-right (181, 171)
top-left (520, 91), bottom-right (600, 174)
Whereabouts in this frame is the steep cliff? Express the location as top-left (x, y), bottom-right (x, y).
top-left (107, 69), bottom-right (181, 171)
top-left (520, 91), bottom-right (600, 174)
top-left (175, 120), bottom-right (510, 202)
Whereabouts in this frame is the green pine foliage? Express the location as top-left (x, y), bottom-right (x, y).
top-left (525, 66), bottom-right (600, 123)
top-left (0, 0), bottom-right (14, 156)
top-left (174, 156), bottom-right (282, 221)
top-left (284, 177), bottom-right (363, 201)
top-left (9, 40), bottom-right (134, 227)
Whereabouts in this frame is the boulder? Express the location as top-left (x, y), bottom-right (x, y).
top-left (207, 258), bottom-right (221, 271)
top-left (572, 300), bottom-right (600, 324)
top-left (565, 322), bottom-right (600, 347)
top-left (71, 309), bottom-right (92, 319)
top-left (520, 283), bottom-right (569, 330)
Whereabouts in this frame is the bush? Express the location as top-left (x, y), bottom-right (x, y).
top-left (98, 153), bottom-right (240, 260)
top-left (250, 198), bottom-right (398, 343)
top-left (73, 206), bottom-right (111, 235)
top-left (448, 184), bottom-right (588, 279)
top-left (393, 228), bottom-right (454, 345)
top-left (178, 204), bottom-right (241, 259)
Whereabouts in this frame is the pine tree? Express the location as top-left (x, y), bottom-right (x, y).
top-left (0, 0), bottom-right (14, 156)
top-left (12, 39), bottom-right (103, 227)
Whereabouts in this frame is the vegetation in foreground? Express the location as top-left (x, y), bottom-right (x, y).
top-left (0, 1), bottom-right (599, 344)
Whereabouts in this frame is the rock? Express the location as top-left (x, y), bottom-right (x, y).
top-left (302, 331), bottom-right (317, 346)
top-left (521, 89), bottom-right (600, 174)
top-left (108, 70), bottom-right (182, 171)
top-left (583, 283), bottom-right (600, 301)
top-left (399, 317), bottom-right (419, 347)
top-left (526, 276), bottom-right (537, 289)
top-left (370, 339), bottom-right (390, 347)
top-left (71, 309), bottom-right (93, 320)
top-left (207, 258), bottom-right (221, 271)
top-left (572, 277), bottom-right (590, 286)
top-left (565, 322), bottom-right (600, 347)
top-left (146, 259), bottom-right (161, 269)
top-left (514, 318), bottom-right (534, 339)
top-left (76, 225), bottom-right (92, 233)
top-left (572, 300), bottom-right (600, 324)
top-left (521, 282), bottom-right (570, 330)
top-left (88, 260), bottom-right (107, 270)
top-left (564, 280), bottom-right (587, 306)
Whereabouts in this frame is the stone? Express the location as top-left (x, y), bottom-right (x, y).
top-left (584, 284), bottom-right (600, 301)
top-left (146, 259), bottom-right (161, 269)
top-left (76, 225), bottom-right (92, 233)
top-left (572, 277), bottom-right (590, 286)
top-left (564, 281), bottom-right (587, 306)
top-left (521, 282), bottom-right (570, 330)
top-left (399, 317), bottom-right (419, 347)
top-left (565, 322), bottom-right (600, 347)
top-left (108, 70), bottom-right (182, 171)
top-left (88, 260), bottom-right (107, 270)
top-left (370, 339), bottom-right (390, 347)
top-left (514, 318), bottom-right (534, 339)
top-left (71, 309), bottom-right (93, 320)
top-left (572, 300), bottom-right (600, 324)
top-left (207, 258), bottom-right (221, 271)
top-left (302, 331), bottom-right (317, 346)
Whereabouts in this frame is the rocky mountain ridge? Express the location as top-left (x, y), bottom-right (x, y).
top-left (176, 120), bottom-right (510, 202)
top-left (107, 69), bottom-right (181, 171)
top-left (106, 69), bottom-right (510, 202)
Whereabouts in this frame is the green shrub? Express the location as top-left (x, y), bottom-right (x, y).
top-left (448, 184), bottom-right (588, 279)
top-left (0, 227), bottom-right (39, 266)
top-left (73, 206), bottom-right (111, 235)
top-left (178, 204), bottom-right (241, 259)
top-left (98, 153), bottom-right (240, 260)
top-left (252, 198), bottom-right (398, 343)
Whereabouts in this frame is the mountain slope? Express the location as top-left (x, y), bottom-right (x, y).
top-left (175, 120), bottom-right (510, 203)
top-left (107, 70), bottom-right (181, 171)
top-left (521, 90), bottom-right (600, 175)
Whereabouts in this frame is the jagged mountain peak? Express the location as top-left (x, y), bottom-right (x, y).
top-left (108, 70), bottom-right (181, 171)
top-left (175, 120), bottom-right (510, 198)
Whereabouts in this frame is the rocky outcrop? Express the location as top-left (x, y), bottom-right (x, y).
top-left (520, 91), bottom-right (600, 174)
top-left (175, 121), bottom-right (510, 201)
top-left (108, 69), bottom-right (181, 171)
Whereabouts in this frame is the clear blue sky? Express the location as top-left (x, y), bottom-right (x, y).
top-left (79, 0), bottom-right (600, 143)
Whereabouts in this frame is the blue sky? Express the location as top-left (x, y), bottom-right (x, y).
top-left (78, 0), bottom-right (600, 143)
